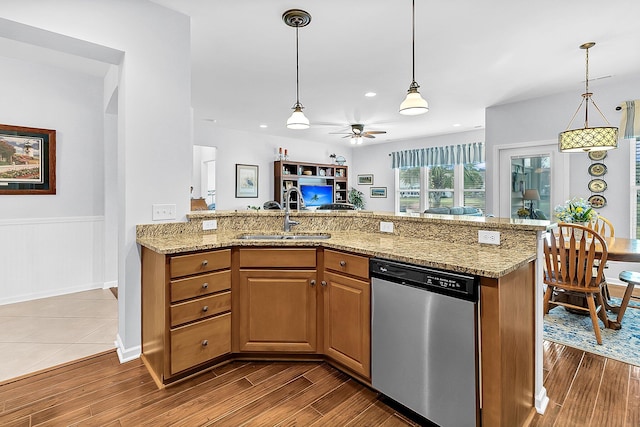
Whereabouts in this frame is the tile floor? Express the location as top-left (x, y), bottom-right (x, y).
top-left (0, 288), bottom-right (118, 383)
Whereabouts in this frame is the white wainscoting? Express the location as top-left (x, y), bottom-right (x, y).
top-left (0, 216), bottom-right (106, 306)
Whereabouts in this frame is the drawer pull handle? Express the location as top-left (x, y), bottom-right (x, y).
top-left (202, 340), bottom-right (208, 347)
top-left (202, 283), bottom-right (209, 289)
top-left (310, 280), bottom-right (316, 287)
top-left (340, 260), bottom-right (346, 267)
top-left (202, 306), bottom-right (209, 312)
top-left (321, 280), bottom-right (327, 287)
top-left (202, 260), bottom-right (208, 267)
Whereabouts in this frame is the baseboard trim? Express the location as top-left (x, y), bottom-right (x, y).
top-left (535, 386), bottom-right (549, 414)
top-left (115, 334), bottom-right (141, 364)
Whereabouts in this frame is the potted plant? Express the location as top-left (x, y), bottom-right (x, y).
top-left (348, 187), bottom-right (365, 210)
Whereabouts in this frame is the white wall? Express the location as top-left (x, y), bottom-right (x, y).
top-left (0, 1), bottom-right (192, 361)
top-left (351, 129), bottom-right (485, 212)
top-left (194, 124), bottom-right (352, 210)
top-left (0, 55), bottom-right (107, 304)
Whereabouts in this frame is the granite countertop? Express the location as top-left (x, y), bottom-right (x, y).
top-left (137, 230), bottom-right (536, 278)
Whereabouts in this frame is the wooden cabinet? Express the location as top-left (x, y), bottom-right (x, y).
top-left (274, 160), bottom-right (348, 207)
top-left (141, 247), bottom-right (231, 386)
top-left (237, 248), bottom-right (318, 352)
top-left (322, 249), bottom-right (371, 379)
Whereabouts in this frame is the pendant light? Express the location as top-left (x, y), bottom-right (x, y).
top-left (283, 9), bottom-right (311, 129)
top-left (399, 0), bottom-right (428, 115)
top-left (558, 42), bottom-right (618, 152)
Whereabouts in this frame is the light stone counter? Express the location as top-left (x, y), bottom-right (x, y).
top-left (137, 210), bottom-right (551, 278)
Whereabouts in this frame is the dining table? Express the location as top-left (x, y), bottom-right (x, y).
top-left (546, 234), bottom-right (640, 329)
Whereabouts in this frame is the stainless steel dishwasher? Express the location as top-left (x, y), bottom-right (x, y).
top-left (370, 258), bottom-right (479, 427)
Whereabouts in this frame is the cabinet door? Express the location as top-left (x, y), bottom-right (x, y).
top-left (323, 271), bottom-right (371, 378)
top-left (238, 270), bottom-right (317, 352)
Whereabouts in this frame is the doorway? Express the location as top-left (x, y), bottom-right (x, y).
top-left (498, 141), bottom-right (570, 219)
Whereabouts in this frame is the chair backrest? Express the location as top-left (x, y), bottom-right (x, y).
top-left (544, 223), bottom-right (608, 289)
top-left (587, 215), bottom-right (615, 238)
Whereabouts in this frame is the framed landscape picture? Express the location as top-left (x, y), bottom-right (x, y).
top-left (0, 124), bottom-right (56, 195)
top-left (236, 164), bottom-right (258, 198)
top-left (357, 174), bottom-right (373, 185)
top-left (370, 187), bottom-right (387, 198)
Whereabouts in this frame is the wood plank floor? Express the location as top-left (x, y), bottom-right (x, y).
top-left (1, 340), bottom-right (637, 426)
top-left (0, 352), bottom-right (421, 427)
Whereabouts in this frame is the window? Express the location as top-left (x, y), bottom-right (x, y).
top-left (633, 139), bottom-right (640, 238)
top-left (395, 162), bottom-right (485, 213)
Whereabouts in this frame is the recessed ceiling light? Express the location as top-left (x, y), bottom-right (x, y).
top-left (365, 92), bottom-right (377, 97)
top-left (259, 124), bottom-right (268, 128)
top-left (453, 123), bottom-right (461, 127)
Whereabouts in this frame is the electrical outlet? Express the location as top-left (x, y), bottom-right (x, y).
top-left (202, 219), bottom-right (217, 230)
top-left (478, 230), bottom-right (500, 245)
top-left (152, 204), bottom-right (176, 221)
top-left (380, 221), bottom-right (394, 233)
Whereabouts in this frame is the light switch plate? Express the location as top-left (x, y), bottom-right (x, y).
top-left (202, 219), bottom-right (217, 230)
top-left (152, 204), bottom-right (176, 221)
top-left (478, 230), bottom-right (500, 245)
top-left (380, 221), bottom-right (394, 233)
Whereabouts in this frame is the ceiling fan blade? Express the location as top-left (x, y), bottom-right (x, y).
top-left (341, 135), bottom-right (352, 138)
top-left (363, 131), bottom-right (387, 135)
top-left (329, 132), bottom-right (354, 135)
top-left (363, 134), bottom-right (376, 138)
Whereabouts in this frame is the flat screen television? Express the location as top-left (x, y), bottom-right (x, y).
top-left (299, 184), bottom-right (333, 208)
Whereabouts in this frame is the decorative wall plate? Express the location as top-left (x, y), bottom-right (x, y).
top-left (588, 150), bottom-right (608, 161)
top-left (588, 178), bottom-right (607, 193)
top-left (588, 194), bottom-right (607, 208)
top-left (588, 163), bottom-right (607, 177)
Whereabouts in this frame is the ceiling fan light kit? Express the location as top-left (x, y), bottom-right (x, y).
top-left (399, 0), bottom-right (428, 116)
top-left (283, 9), bottom-right (311, 130)
top-left (558, 42), bottom-right (618, 152)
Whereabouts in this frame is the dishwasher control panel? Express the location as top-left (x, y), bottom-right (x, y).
top-left (370, 258), bottom-right (478, 301)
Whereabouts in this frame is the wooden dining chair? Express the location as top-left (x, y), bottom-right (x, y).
top-left (543, 223), bottom-right (609, 344)
top-left (587, 215), bottom-right (615, 238)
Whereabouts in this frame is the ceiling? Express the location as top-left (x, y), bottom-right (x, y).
top-left (5, 1), bottom-right (640, 147)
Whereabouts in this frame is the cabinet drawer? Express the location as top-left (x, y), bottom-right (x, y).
top-left (239, 248), bottom-right (316, 268)
top-left (324, 250), bottom-right (369, 279)
top-left (170, 249), bottom-right (231, 279)
top-left (170, 313), bottom-right (231, 374)
top-left (170, 270), bottom-right (230, 303)
top-left (171, 291), bottom-right (231, 327)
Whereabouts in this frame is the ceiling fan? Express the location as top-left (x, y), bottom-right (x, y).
top-left (330, 124), bottom-right (387, 144)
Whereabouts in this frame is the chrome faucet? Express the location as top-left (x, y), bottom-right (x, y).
top-left (283, 186), bottom-right (304, 231)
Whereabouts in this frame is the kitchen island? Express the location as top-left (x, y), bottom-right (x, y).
top-left (137, 210), bottom-right (551, 426)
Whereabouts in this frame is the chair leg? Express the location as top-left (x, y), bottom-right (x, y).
top-left (543, 285), bottom-right (555, 314)
top-left (586, 295), bottom-right (603, 345)
top-left (616, 283), bottom-right (636, 325)
top-left (595, 292), bottom-right (609, 329)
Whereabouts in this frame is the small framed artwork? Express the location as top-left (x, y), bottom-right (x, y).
top-left (235, 164), bottom-right (258, 198)
top-left (370, 187), bottom-right (387, 198)
top-left (0, 124), bottom-right (56, 195)
top-left (357, 174), bottom-right (373, 185)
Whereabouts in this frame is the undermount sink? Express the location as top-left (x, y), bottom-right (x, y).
top-left (237, 233), bottom-right (331, 240)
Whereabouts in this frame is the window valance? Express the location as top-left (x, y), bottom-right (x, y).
top-left (390, 142), bottom-right (484, 169)
top-left (620, 100), bottom-right (640, 139)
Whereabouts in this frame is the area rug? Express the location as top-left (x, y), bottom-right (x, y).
top-left (543, 297), bottom-right (640, 367)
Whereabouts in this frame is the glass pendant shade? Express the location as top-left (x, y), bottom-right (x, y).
top-left (399, 85), bottom-right (429, 115)
top-left (286, 104), bottom-right (310, 129)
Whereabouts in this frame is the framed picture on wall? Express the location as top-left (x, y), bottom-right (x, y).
top-left (0, 124), bottom-right (56, 195)
top-left (357, 174), bottom-right (373, 185)
top-left (370, 187), bottom-right (387, 198)
top-left (235, 164), bottom-right (258, 198)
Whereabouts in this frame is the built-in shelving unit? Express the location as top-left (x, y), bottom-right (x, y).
top-left (274, 160), bottom-right (348, 208)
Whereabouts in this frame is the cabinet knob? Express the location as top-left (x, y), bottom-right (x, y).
top-left (339, 260), bottom-right (346, 267)
top-left (202, 283), bottom-right (209, 289)
top-left (202, 260), bottom-right (208, 267)
top-left (201, 340), bottom-right (208, 347)
top-left (310, 279), bottom-right (316, 286)
top-left (202, 306), bottom-right (209, 312)
top-left (321, 281), bottom-right (327, 287)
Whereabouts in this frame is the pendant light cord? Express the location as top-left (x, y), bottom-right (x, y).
top-left (584, 45), bottom-right (590, 127)
top-left (411, 0), bottom-right (416, 84)
top-left (295, 24), bottom-right (300, 106)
